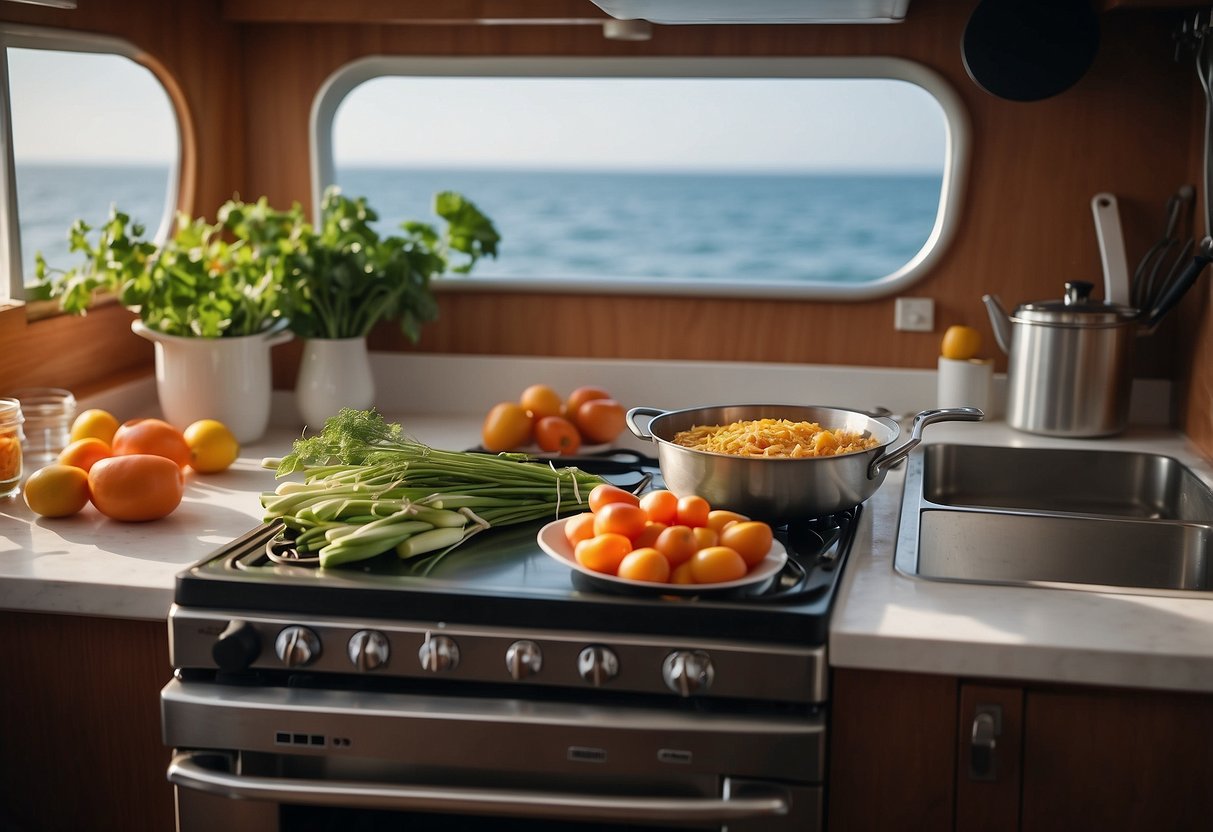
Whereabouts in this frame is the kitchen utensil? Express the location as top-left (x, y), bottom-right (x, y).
top-left (961, 0), bottom-right (1100, 102)
top-left (625, 405), bottom-right (983, 522)
top-left (1143, 236), bottom-right (1213, 331)
top-left (536, 517), bottom-right (788, 596)
top-left (1133, 185), bottom-right (1195, 312)
top-left (984, 281), bottom-right (1139, 437)
top-left (1091, 193), bottom-right (1131, 305)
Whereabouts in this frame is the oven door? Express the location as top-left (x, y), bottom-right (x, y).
top-left (163, 679), bottom-right (824, 832)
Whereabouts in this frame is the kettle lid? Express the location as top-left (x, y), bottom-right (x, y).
top-left (1014, 281), bottom-right (1138, 325)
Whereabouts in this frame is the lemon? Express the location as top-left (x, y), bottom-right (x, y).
top-left (23, 464), bottom-right (91, 518)
top-left (183, 419), bottom-right (240, 473)
top-left (941, 325), bottom-right (982, 361)
top-left (70, 408), bottom-right (120, 446)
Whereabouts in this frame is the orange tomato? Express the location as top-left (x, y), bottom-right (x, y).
top-left (632, 520), bottom-right (667, 549)
top-left (69, 408), bottom-right (120, 445)
top-left (588, 483), bottom-right (640, 513)
top-left (111, 418), bottom-right (190, 468)
top-left (670, 561), bottom-right (697, 585)
top-left (654, 524), bottom-right (697, 567)
top-left (719, 521), bottom-right (775, 567)
top-left (593, 502), bottom-right (649, 540)
top-left (88, 453), bottom-right (185, 522)
top-left (481, 402), bottom-right (533, 452)
top-left (639, 489), bottom-right (679, 525)
top-left (564, 512), bottom-right (598, 548)
top-left (564, 386), bottom-right (611, 420)
top-left (691, 526), bottom-right (718, 550)
top-left (520, 384), bottom-right (564, 420)
top-left (574, 399), bottom-right (626, 445)
top-left (676, 495), bottom-right (711, 528)
top-left (707, 509), bottom-right (749, 533)
top-left (57, 437), bottom-right (112, 473)
top-left (574, 533), bottom-right (632, 574)
top-left (690, 546), bottom-right (748, 584)
top-left (23, 464), bottom-right (91, 518)
top-left (534, 415), bottom-right (581, 455)
top-left (616, 547), bottom-right (671, 583)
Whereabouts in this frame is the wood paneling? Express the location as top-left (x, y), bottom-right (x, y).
top-left (828, 668), bottom-right (958, 830)
top-left (0, 611), bottom-right (174, 831)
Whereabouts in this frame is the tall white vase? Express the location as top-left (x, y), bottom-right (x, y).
top-left (296, 337), bottom-right (376, 429)
top-left (132, 320), bottom-right (293, 444)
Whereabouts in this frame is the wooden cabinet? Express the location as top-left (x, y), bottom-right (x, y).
top-left (829, 668), bottom-right (1213, 831)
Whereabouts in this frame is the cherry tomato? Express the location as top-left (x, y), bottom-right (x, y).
top-left (565, 386), bottom-right (611, 420)
top-left (564, 512), bottom-right (598, 548)
top-left (588, 483), bottom-right (640, 513)
top-left (534, 415), bottom-right (581, 455)
top-left (639, 489), bottom-right (679, 525)
top-left (520, 384), bottom-right (564, 419)
top-left (616, 547), bottom-right (672, 583)
top-left (482, 402), bottom-right (532, 452)
top-left (654, 524), bottom-right (697, 567)
top-left (574, 533), bottom-right (632, 574)
top-left (574, 399), bottom-right (626, 445)
top-left (690, 546), bottom-right (748, 584)
top-left (632, 520), bottom-right (667, 549)
top-left (719, 521), bottom-right (774, 567)
top-left (691, 526), bottom-right (718, 551)
top-left (706, 509), bottom-right (749, 533)
top-left (593, 502), bottom-right (649, 540)
top-left (676, 495), bottom-right (711, 528)
top-left (670, 561), bottom-right (697, 585)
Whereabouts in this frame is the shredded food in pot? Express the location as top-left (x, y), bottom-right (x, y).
top-left (672, 418), bottom-right (880, 458)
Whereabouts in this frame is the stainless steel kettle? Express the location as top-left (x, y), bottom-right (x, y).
top-left (983, 281), bottom-right (1138, 437)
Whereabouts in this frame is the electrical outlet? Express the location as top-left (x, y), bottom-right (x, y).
top-left (894, 298), bottom-right (935, 332)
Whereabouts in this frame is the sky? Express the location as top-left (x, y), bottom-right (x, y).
top-left (5, 48), bottom-right (947, 174)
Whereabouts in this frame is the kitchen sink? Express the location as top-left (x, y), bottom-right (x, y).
top-left (895, 444), bottom-right (1213, 597)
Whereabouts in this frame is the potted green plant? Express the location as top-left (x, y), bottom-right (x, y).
top-left (272, 186), bottom-right (500, 427)
top-left (30, 202), bottom-right (296, 442)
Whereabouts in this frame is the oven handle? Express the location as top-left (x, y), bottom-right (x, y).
top-left (169, 750), bottom-right (791, 823)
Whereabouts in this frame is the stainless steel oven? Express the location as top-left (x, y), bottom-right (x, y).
top-left (161, 456), bottom-right (857, 831)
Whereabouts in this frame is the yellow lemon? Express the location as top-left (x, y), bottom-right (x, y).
top-left (23, 464), bottom-right (91, 518)
top-left (183, 419), bottom-right (240, 474)
top-left (69, 408), bottom-right (120, 445)
top-left (941, 325), bottom-right (982, 361)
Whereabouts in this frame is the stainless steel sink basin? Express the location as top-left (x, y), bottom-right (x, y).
top-left (895, 444), bottom-right (1213, 598)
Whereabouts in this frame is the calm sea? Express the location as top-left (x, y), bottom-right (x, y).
top-left (18, 164), bottom-right (942, 284)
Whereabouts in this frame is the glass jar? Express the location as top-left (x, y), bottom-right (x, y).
top-left (8, 387), bottom-right (76, 470)
top-left (0, 398), bottom-right (23, 498)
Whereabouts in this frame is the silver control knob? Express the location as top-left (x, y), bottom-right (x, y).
top-left (577, 645), bottom-right (619, 687)
top-left (662, 649), bottom-right (715, 697)
top-left (418, 632), bottom-right (460, 672)
top-left (347, 629), bottom-right (390, 672)
top-left (274, 626), bottom-right (321, 668)
top-left (505, 639), bottom-right (543, 680)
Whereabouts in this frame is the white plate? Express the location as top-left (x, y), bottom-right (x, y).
top-left (537, 517), bottom-right (788, 595)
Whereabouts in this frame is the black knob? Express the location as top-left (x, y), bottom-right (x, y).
top-left (212, 619), bottom-right (261, 672)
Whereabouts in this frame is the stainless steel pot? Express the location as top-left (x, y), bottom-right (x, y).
top-left (626, 404), bottom-right (983, 522)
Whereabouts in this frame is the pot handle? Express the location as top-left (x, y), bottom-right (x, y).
top-left (868, 406), bottom-right (984, 479)
top-left (625, 407), bottom-right (666, 442)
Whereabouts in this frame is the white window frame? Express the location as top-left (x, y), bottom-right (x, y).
top-left (312, 56), bottom-right (968, 301)
top-left (0, 24), bottom-right (182, 304)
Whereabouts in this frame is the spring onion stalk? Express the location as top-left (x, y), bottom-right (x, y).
top-left (261, 408), bottom-right (605, 569)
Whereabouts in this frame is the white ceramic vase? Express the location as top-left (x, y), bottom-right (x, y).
top-left (132, 320), bottom-right (293, 444)
top-left (296, 337), bottom-right (376, 430)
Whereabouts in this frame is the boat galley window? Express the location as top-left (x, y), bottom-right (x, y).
top-left (314, 58), bottom-right (966, 300)
top-left (0, 27), bottom-right (179, 306)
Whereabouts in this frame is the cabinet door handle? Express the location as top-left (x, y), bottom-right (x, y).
top-left (969, 705), bottom-right (1002, 781)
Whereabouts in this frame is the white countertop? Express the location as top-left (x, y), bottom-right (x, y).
top-left (3, 354), bottom-right (1212, 694)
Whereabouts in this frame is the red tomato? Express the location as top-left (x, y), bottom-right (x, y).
top-left (534, 415), bottom-right (581, 455)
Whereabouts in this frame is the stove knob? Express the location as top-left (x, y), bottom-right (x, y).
top-left (212, 619), bottom-right (261, 672)
top-left (274, 626), bottom-right (321, 668)
top-left (348, 630), bottom-right (390, 672)
top-left (577, 645), bottom-right (619, 687)
top-left (662, 650), bottom-right (715, 697)
top-left (505, 640), bottom-right (543, 680)
top-left (418, 633), bottom-right (460, 672)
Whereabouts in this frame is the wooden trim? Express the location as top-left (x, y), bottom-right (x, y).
top-left (220, 0), bottom-right (611, 25)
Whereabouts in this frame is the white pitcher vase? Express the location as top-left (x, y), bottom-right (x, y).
top-left (296, 337), bottom-right (376, 430)
top-left (132, 320), bottom-right (293, 443)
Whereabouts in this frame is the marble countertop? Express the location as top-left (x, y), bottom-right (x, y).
top-left (3, 355), bottom-right (1212, 694)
